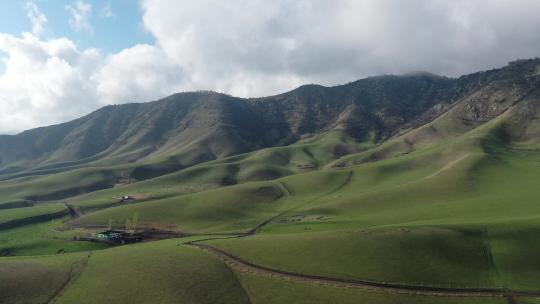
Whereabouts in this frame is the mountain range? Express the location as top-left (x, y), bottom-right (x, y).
top-left (0, 58), bottom-right (539, 203)
top-left (1, 59), bottom-right (538, 168)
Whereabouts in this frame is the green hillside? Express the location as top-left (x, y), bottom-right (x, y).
top-left (55, 240), bottom-right (250, 304)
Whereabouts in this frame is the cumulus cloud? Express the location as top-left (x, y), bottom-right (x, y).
top-left (2, 0), bottom-right (540, 133)
top-left (25, 2), bottom-right (48, 36)
top-left (141, 0), bottom-right (540, 97)
top-left (65, 0), bottom-right (93, 34)
top-left (0, 31), bottom-right (182, 133)
top-left (0, 33), bottom-right (101, 133)
top-left (94, 44), bottom-right (185, 105)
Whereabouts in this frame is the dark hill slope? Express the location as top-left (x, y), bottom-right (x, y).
top-left (1, 58), bottom-right (539, 177)
top-left (0, 73), bottom-right (470, 175)
top-left (330, 58), bottom-right (540, 166)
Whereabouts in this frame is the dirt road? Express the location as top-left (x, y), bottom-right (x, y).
top-left (188, 241), bottom-right (539, 301)
top-left (63, 202), bottom-right (83, 218)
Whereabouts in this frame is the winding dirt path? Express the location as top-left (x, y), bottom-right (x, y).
top-left (245, 172), bottom-right (352, 236)
top-left (63, 202), bottom-right (83, 218)
top-left (424, 154), bottom-right (470, 179)
top-left (188, 241), bottom-right (540, 300)
top-left (330, 170), bottom-right (353, 194)
top-left (47, 252), bottom-right (92, 304)
top-left (272, 181), bottom-right (292, 198)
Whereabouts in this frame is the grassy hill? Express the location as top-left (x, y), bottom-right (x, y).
top-left (0, 252), bottom-right (88, 304)
top-left (55, 240), bottom-right (250, 304)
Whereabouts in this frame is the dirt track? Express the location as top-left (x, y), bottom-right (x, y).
top-left (188, 241), bottom-right (539, 301)
top-left (48, 252), bottom-right (92, 304)
top-left (63, 202), bottom-right (83, 218)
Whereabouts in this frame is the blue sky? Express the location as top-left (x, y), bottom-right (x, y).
top-left (0, 0), bottom-right (152, 53)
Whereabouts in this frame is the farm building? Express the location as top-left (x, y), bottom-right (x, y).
top-left (96, 230), bottom-right (123, 242)
top-left (95, 230), bottom-right (143, 244)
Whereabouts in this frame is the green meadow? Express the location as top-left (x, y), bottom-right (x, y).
top-left (235, 271), bottom-right (508, 304)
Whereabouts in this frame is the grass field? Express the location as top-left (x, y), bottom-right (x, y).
top-left (0, 130), bottom-right (361, 211)
top-left (0, 219), bottom-right (109, 256)
top-left (71, 181), bottom-right (294, 233)
top-left (207, 227), bottom-right (501, 288)
top-left (55, 240), bottom-right (250, 304)
top-left (235, 271), bottom-right (507, 304)
top-left (0, 203), bottom-right (67, 230)
top-left (204, 141), bottom-right (540, 291)
top-left (0, 252), bottom-right (87, 304)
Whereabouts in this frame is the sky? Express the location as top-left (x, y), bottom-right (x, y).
top-left (1, 0), bottom-right (540, 134)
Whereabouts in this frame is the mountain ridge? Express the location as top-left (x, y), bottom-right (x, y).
top-left (1, 58), bottom-right (539, 178)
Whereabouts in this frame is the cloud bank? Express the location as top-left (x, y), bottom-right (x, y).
top-left (1, 0), bottom-right (540, 133)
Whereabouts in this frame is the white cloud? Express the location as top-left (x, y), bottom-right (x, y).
top-left (0, 33), bottom-right (101, 133)
top-left (94, 44), bottom-right (185, 105)
top-left (65, 0), bottom-right (93, 34)
top-left (100, 4), bottom-right (114, 19)
top-left (0, 31), bottom-right (182, 134)
top-left (25, 2), bottom-right (48, 36)
top-left (1, 0), bottom-right (540, 134)
top-left (141, 0), bottom-right (540, 96)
